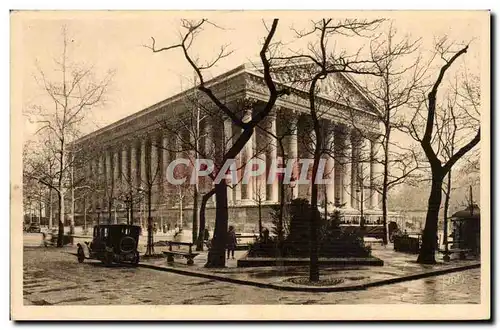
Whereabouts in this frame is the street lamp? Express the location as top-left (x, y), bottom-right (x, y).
top-left (289, 176), bottom-right (297, 202)
top-left (356, 184), bottom-right (365, 230)
top-left (124, 196), bottom-right (131, 225)
top-left (96, 207), bottom-right (101, 226)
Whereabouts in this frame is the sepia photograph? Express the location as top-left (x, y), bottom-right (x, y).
top-left (10, 10), bottom-right (490, 320)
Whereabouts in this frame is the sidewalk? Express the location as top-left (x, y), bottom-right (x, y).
top-left (140, 244), bottom-right (480, 292)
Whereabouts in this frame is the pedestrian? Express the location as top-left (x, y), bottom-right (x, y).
top-left (204, 227), bottom-right (210, 241)
top-left (226, 226), bottom-right (237, 259)
top-left (262, 227), bottom-right (270, 243)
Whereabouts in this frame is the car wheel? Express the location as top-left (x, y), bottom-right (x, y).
top-left (131, 251), bottom-right (140, 266)
top-left (77, 246), bottom-right (85, 263)
top-left (104, 252), bottom-right (113, 266)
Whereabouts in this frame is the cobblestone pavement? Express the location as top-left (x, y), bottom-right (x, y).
top-left (23, 247), bottom-right (480, 305)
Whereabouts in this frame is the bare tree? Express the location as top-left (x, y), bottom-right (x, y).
top-left (158, 78), bottom-right (212, 244)
top-left (274, 18), bottom-right (383, 281)
top-left (333, 22), bottom-right (427, 244)
top-left (147, 19), bottom-right (288, 267)
top-left (26, 27), bottom-right (113, 246)
top-left (403, 39), bottom-right (480, 264)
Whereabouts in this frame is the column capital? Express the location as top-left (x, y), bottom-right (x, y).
top-left (236, 96), bottom-right (259, 109)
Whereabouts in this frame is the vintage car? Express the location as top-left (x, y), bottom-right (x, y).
top-left (26, 223), bottom-right (41, 233)
top-left (77, 224), bottom-right (141, 266)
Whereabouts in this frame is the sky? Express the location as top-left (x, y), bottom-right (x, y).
top-left (15, 11), bottom-right (486, 142)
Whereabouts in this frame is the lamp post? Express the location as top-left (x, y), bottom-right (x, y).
top-left (289, 176), bottom-right (296, 203)
top-left (356, 181), bottom-right (365, 232)
top-left (83, 196), bottom-right (87, 234)
top-left (96, 207), bottom-right (101, 226)
top-left (124, 196), bottom-right (131, 225)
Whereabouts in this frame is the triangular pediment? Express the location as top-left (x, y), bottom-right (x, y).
top-left (245, 61), bottom-right (379, 115)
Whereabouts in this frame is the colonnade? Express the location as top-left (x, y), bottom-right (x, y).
top-left (85, 104), bottom-right (383, 218)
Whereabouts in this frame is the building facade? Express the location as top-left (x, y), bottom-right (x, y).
top-left (74, 63), bottom-right (394, 233)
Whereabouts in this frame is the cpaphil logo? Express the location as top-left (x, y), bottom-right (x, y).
top-left (163, 157), bottom-right (335, 185)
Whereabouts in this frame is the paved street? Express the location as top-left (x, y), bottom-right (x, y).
top-left (23, 246), bottom-right (480, 305)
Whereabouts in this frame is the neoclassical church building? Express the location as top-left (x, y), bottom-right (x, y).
top-left (74, 63), bottom-right (399, 233)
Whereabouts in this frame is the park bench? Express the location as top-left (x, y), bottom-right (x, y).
top-left (235, 234), bottom-right (258, 250)
top-left (162, 241), bottom-right (199, 265)
top-left (364, 238), bottom-right (385, 247)
top-left (439, 239), bottom-right (473, 260)
top-left (439, 247), bottom-right (472, 260)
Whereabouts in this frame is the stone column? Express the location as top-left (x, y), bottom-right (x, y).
top-left (342, 129), bottom-right (352, 209)
top-left (129, 142), bottom-right (138, 225)
top-left (99, 154), bottom-right (106, 210)
top-left (139, 139), bottom-right (148, 228)
top-left (266, 111), bottom-right (278, 203)
top-left (308, 127), bottom-right (316, 199)
top-left (105, 151), bottom-right (112, 188)
top-left (112, 150), bottom-right (119, 223)
top-left (162, 133), bottom-right (170, 206)
top-left (324, 121), bottom-right (335, 212)
top-left (287, 113), bottom-right (299, 199)
top-left (91, 158), bottom-right (98, 211)
top-left (130, 142), bottom-right (138, 189)
top-left (140, 139), bottom-right (147, 189)
top-left (360, 137), bottom-right (371, 212)
top-left (151, 135), bottom-right (160, 206)
top-left (113, 149), bottom-right (120, 188)
top-left (351, 133), bottom-right (360, 209)
top-left (105, 151), bottom-right (112, 213)
top-left (254, 118), bottom-right (267, 203)
top-left (242, 108), bottom-right (253, 203)
top-left (203, 119), bottom-right (216, 204)
top-left (370, 136), bottom-right (382, 209)
top-left (121, 145), bottom-right (128, 185)
top-left (232, 121), bottom-right (242, 204)
top-left (223, 118), bottom-right (233, 204)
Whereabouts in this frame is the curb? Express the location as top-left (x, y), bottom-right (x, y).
top-left (138, 261), bottom-right (481, 293)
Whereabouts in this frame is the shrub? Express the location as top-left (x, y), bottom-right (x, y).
top-left (318, 209), bottom-right (371, 257)
top-left (249, 199), bottom-right (371, 258)
top-left (248, 235), bottom-right (280, 257)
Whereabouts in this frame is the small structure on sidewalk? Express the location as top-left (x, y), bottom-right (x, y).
top-left (450, 204), bottom-right (480, 257)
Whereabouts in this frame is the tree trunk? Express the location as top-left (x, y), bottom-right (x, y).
top-left (48, 188), bottom-right (53, 229)
top-left (38, 195), bottom-right (42, 226)
top-left (146, 189), bottom-right (154, 256)
top-left (196, 189), bottom-right (215, 251)
top-left (308, 76), bottom-right (322, 282)
top-left (258, 198), bottom-right (263, 238)
top-left (381, 131), bottom-right (390, 245)
top-left (277, 142), bottom-right (286, 246)
top-left (70, 183), bottom-right (75, 236)
top-left (70, 161), bottom-right (75, 235)
top-left (443, 171), bottom-right (452, 251)
top-left (179, 193), bottom-right (183, 229)
top-left (417, 174), bottom-right (444, 264)
top-left (83, 197), bottom-right (87, 232)
top-left (192, 186), bottom-right (198, 243)
top-left (309, 136), bottom-right (321, 282)
top-left (130, 194), bottom-right (134, 226)
top-left (205, 182), bottom-right (228, 268)
top-left (57, 190), bottom-right (65, 247)
top-left (108, 198), bottom-right (113, 225)
top-left (382, 186), bottom-right (388, 244)
top-left (323, 184), bottom-right (328, 223)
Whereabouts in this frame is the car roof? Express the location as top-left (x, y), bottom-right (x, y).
top-left (93, 224), bottom-right (141, 229)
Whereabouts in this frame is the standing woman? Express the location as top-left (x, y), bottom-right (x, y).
top-left (226, 226), bottom-right (237, 259)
